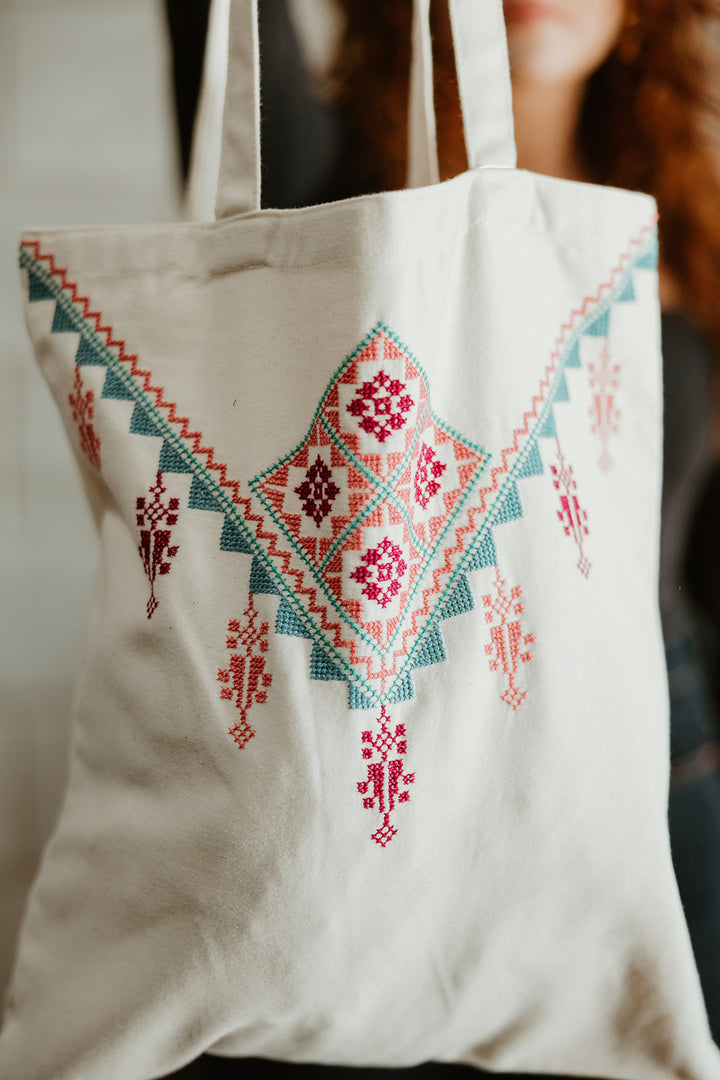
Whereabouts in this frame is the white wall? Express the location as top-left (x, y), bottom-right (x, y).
top-left (0, 0), bottom-right (179, 995)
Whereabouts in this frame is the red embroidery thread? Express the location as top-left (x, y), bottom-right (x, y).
top-left (218, 597), bottom-right (272, 748)
top-left (23, 227), bottom-right (653, 703)
top-left (588, 339), bottom-right (620, 471)
top-left (357, 705), bottom-right (414, 846)
top-left (346, 369), bottom-right (415, 442)
top-left (350, 536), bottom-right (408, 608)
top-left (550, 441), bottom-right (591, 578)
top-left (414, 442), bottom-right (447, 509)
top-left (68, 365), bottom-right (101, 469)
top-left (483, 565), bottom-right (534, 710)
top-left (136, 471), bottom-right (179, 619)
top-left (293, 454), bottom-right (340, 527)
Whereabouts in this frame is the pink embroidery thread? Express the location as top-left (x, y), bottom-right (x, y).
top-left (68, 365), bottom-right (101, 469)
top-left (293, 454), bottom-right (340, 527)
top-left (350, 536), bottom-right (408, 608)
top-left (414, 442), bottom-right (447, 509)
top-left (136, 471), bottom-right (179, 619)
top-left (357, 705), bottom-right (414, 847)
top-left (218, 597), bottom-right (272, 748)
top-left (588, 339), bottom-right (620, 471)
top-left (346, 369), bottom-right (415, 442)
top-left (550, 441), bottom-right (591, 578)
top-left (483, 565), bottom-right (534, 710)
top-left (23, 225), bottom-right (654, 704)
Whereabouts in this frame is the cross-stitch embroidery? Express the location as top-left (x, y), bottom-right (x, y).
top-left (483, 565), bottom-right (535, 711)
top-left (350, 536), bottom-right (408, 608)
top-left (294, 455), bottom-right (340, 527)
top-left (588, 339), bottom-right (620, 471)
top-left (136, 471), bottom-right (179, 619)
top-left (21, 222), bottom-right (658, 846)
top-left (414, 442), bottom-right (447, 509)
top-left (550, 441), bottom-right (591, 578)
top-left (346, 369), bottom-right (415, 443)
top-left (68, 364), bottom-right (101, 470)
top-left (218, 597), bottom-right (272, 748)
top-left (357, 705), bottom-right (414, 847)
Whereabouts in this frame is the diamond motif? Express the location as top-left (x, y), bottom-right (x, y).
top-left (349, 536), bottom-right (408, 608)
top-left (346, 369), bottom-right (415, 443)
top-left (293, 454), bottom-right (340, 528)
top-left (248, 323), bottom-right (491, 701)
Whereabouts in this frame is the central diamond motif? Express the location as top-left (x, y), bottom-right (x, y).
top-left (248, 323), bottom-right (490, 702)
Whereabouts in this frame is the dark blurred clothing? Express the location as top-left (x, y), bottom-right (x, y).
top-left (166, 0), bottom-right (348, 209)
top-left (163, 1), bottom-right (720, 1075)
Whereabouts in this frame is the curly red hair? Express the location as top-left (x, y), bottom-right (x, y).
top-left (331, 0), bottom-right (720, 355)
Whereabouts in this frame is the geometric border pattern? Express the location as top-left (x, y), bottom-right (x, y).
top-left (20, 223), bottom-right (658, 712)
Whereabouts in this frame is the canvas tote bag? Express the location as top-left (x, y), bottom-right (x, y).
top-left (3, 1), bottom-right (720, 1077)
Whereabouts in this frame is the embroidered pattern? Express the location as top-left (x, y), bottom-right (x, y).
top-left (136, 471), bottom-right (179, 618)
top-left (350, 536), bottom-right (408, 608)
top-left (249, 324), bottom-right (491, 704)
top-left (294, 455), bottom-right (340, 527)
top-left (22, 228), bottom-right (656, 715)
top-left (483, 566), bottom-right (535, 711)
top-left (414, 442), bottom-right (447, 509)
top-left (357, 705), bottom-right (414, 847)
top-left (68, 364), bottom-right (101, 469)
top-left (346, 369), bottom-right (415, 442)
top-left (218, 597), bottom-right (272, 748)
top-left (588, 339), bottom-right (620, 471)
top-left (550, 442), bottom-right (591, 578)
top-left (22, 225), bottom-right (657, 842)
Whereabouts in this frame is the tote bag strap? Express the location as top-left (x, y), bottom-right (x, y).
top-left (190, 0), bottom-right (516, 220)
top-left (408, 0), bottom-right (516, 188)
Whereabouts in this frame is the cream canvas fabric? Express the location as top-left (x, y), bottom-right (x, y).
top-left (3, 1), bottom-right (719, 1078)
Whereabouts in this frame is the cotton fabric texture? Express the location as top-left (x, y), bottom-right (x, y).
top-left (2, 1), bottom-right (719, 1078)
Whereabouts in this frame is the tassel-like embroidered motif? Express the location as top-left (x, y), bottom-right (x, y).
top-left (68, 365), bottom-right (101, 469)
top-left (588, 339), bottom-right (620, 471)
top-left (136, 471), bottom-right (179, 619)
top-left (357, 705), bottom-right (414, 847)
top-left (483, 565), bottom-right (534, 710)
top-left (218, 597), bottom-right (272, 748)
top-left (551, 441), bottom-right (591, 578)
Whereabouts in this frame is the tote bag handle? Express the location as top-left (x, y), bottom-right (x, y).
top-left (407, 0), bottom-right (516, 188)
top-left (188, 0), bottom-right (516, 220)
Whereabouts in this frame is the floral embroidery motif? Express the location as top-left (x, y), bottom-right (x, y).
top-left (68, 365), bottom-right (101, 469)
top-left (346, 369), bottom-right (415, 443)
top-left (551, 442), bottom-right (591, 578)
top-left (293, 454), bottom-right (340, 527)
top-left (414, 442), bottom-right (447, 509)
top-left (136, 471), bottom-right (179, 619)
top-left (588, 339), bottom-right (620, 471)
top-left (218, 597), bottom-right (272, 748)
top-left (483, 565), bottom-right (534, 710)
top-left (357, 705), bottom-right (414, 847)
top-left (350, 536), bottom-right (408, 608)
